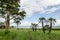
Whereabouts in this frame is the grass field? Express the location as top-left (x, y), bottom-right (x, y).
top-left (0, 28), bottom-right (60, 40)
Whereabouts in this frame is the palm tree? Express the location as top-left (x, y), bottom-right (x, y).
top-left (45, 20), bottom-right (49, 30)
top-left (34, 24), bottom-right (38, 31)
top-left (39, 17), bottom-right (46, 33)
top-left (48, 18), bottom-right (56, 33)
top-left (31, 23), bottom-right (35, 31)
top-left (31, 23), bottom-right (38, 31)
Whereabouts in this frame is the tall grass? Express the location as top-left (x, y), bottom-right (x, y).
top-left (0, 29), bottom-right (60, 40)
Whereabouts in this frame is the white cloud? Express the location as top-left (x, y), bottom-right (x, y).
top-left (43, 6), bottom-right (60, 13)
top-left (19, 20), bottom-right (31, 26)
top-left (7, 19), bottom-right (60, 28)
top-left (55, 20), bottom-right (60, 26)
top-left (19, 20), bottom-right (60, 27)
top-left (21, 0), bottom-right (60, 17)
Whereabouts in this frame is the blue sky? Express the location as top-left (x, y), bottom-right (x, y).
top-left (20, 10), bottom-right (60, 26)
top-left (24, 10), bottom-right (60, 21)
top-left (18, 0), bottom-right (60, 27)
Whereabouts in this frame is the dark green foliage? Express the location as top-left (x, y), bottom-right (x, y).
top-left (0, 22), bottom-right (5, 28)
top-left (0, 0), bottom-right (26, 18)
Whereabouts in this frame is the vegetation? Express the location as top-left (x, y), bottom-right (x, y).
top-left (48, 18), bottom-right (56, 33)
top-left (39, 17), bottom-right (56, 33)
top-left (0, 29), bottom-right (60, 40)
top-left (0, 22), bottom-right (5, 28)
top-left (0, 0), bottom-right (26, 32)
top-left (14, 16), bottom-right (21, 29)
top-left (39, 17), bottom-right (46, 33)
top-left (0, 0), bottom-right (59, 40)
top-left (31, 23), bottom-right (38, 31)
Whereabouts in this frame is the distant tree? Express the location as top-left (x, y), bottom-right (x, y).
top-left (31, 23), bottom-right (38, 31)
top-left (48, 18), bottom-right (56, 33)
top-left (0, 0), bottom-right (26, 32)
top-left (0, 22), bottom-right (5, 28)
top-left (39, 17), bottom-right (46, 33)
top-left (45, 20), bottom-right (49, 30)
top-left (31, 23), bottom-right (35, 31)
top-left (14, 16), bottom-right (21, 29)
top-left (11, 26), bottom-right (15, 28)
top-left (44, 25), bottom-right (49, 30)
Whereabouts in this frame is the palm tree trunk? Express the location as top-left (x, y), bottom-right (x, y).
top-left (35, 26), bottom-right (36, 32)
top-left (49, 21), bottom-right (52, 33)
top-left (33, 26), bottom-right (34, 31)
top-left (5, 13), bottom-right (10, 32)
top-left (42, 21), bottom-right (45, 33)
top-left (33, 28), bottom-right (34, 31)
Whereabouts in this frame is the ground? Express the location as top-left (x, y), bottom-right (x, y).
top-left (0, 28), bottom-right (60, 40)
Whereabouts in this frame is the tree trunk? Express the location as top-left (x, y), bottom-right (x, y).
top-left (42, 21), bottom-right (45, 33)
top-left (5, 13), bottom-right (10, 32)
top-left (17, 24), bottom-right (19, 29)
top-left (32, 25), bottom-right (34, 31)
top-left (49, 21), bottom-right (52, 33)
top-left (35, 27), bottom-right (36, 32)
top-left (33, 28), bottom-right (34, 31)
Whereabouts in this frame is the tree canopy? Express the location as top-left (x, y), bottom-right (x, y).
top-left (0, 0), bottom-right (26, 31)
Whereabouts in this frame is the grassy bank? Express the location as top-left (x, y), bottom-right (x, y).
top-left (0, 29), bottom-right (60, 40)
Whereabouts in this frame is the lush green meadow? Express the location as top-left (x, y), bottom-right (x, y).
top-left (0, 29), bottom-right (60, 40)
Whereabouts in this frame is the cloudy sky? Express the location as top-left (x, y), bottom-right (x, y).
top-left (1, 0), bottom-right (60, 28)
top-left (19, 0), bottom-right (60, 27)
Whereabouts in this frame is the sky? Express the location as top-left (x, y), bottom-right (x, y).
top-left (19, 0), bottom-right (60, 27)
top-left (0, 0), bottom-right (60, 28)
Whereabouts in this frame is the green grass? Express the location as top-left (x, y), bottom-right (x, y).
top-left (0, 29), bottom-right (60, 40)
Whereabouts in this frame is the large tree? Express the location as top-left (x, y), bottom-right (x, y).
top-left (48, 18), bottom-right (56, 33)
top-left (0, 0), bottom-right (26, 32)
top-left (39, 17), bottom-right (46, 33)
